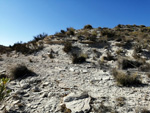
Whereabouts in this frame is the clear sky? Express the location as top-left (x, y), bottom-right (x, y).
top-left (0, 0), bottom-right (150, 46)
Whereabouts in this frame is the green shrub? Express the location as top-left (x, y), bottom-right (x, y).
top-left (0, 78), bottom-right (11, 101)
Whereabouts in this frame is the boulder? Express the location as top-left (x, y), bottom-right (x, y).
top-left (61, 92), bottom-right (91, 113)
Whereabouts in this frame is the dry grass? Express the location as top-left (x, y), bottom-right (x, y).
top-left (118, 58), bottom-right (143, 70)
top-left (8, 64), bottom-right (35, 80)
top-left (112, 69), bottom-right (142, 86)
top-left (60, 104), bottom-right (71, 113)
top-left (116, 97), bottom-right (126, 107)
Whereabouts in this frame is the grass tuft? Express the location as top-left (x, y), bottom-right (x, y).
top-left (112, 69), bottom-right (142, 86)
top-left (8, 64), bottom-right (35, 80)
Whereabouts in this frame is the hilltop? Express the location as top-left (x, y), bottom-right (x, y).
top-left (1, 24), bottom-right (150, 113)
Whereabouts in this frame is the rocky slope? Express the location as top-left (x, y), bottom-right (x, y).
top-left (1, 25), bottom-right (150, 113)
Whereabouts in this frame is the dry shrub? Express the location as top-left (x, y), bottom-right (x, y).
top-left (72, 54), bottom-right (86, 64)
top-left (54, 32), bottom-right (66, 37)
top-left (103, 52), bottom-right (116, 61)
top-left (136, 108), bottom-right (150, 113)
top-left (112, 69), bottom-right (142, 86)
top-left (63, 42), bottom-right (72, 53)
top-left (101, 28), bottom-right (116, 39)
top-left (77, 30), bottom-right (91, 38)
top-left (8, 64), bottom-right (35, 80)
top-left (48, 49), bottom-right (55, 59)
top-left (60, 104), bottom-right (71, 113)
top-left (66, 27), bottom-right (75, 36)
top-left (86, 33), bottom-right (97, 41)
top-left (116, 97), bottom-right (126, 107)
top-left (0, 55), bottom-right (3, 61)
top-left (116, 48), bottom-right (124, 55)
top-left (92, 103), bottom-right (114, 113)
top-left (83, 24), bottom-right (93, 29)
top-left (139, 63), bottom-right (150, 72)
top-left (10, 41), bottom-right (43, 55)
top-left (0, 45), bottom-right (12, 54)
top-left (118, 58), bottom-right (143, 70)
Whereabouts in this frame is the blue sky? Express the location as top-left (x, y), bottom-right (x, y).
top-left (0, 0), bottom-right (150, 46)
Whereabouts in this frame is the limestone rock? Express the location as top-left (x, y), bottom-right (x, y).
top-left (61, 92), bottom-right (91, 113)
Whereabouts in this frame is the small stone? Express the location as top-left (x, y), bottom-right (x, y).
top-left (23, 94), bottom-right (30, 97)
top-left (10, 81), bottom-right (17, 85)
top-left (12, 100), bottom-right (20, 105)
top-left (41, 92), bottom-right (48, 98)
top-left (82, 69), bottom-right (88, 73)
top-left (43, 82), bottom-right (49, 87)
top-left (69, 68), bottom-right (75, 72)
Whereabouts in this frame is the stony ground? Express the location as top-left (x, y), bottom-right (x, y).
top-left (1, 29), bottom-right (150, 113)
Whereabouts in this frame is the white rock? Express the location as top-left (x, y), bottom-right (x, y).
top-left (62, 92), bottom-right (91, 113)
top-left (69, 68), bottom-right (75, 72)
top-left (82, 69), bottom-right (88, 73)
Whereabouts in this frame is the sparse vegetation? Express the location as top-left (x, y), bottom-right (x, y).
top-left (1, 24), bottom-right (150, 112)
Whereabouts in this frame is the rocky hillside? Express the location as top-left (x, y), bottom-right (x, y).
top-left (1, 24), bottom-right (150, 113)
